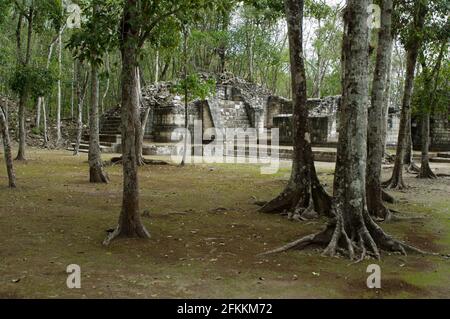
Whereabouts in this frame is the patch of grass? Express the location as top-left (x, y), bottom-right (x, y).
top-left (0, 148), bottom-right (449, 298)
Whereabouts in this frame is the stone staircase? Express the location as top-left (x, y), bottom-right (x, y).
top-left (67, 113), bottom-right (122, 154)
top-left (431, 152), bottom-right (450, 163)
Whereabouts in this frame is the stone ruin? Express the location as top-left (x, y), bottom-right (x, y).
top-left (97, 73), bottom-right (449, 153)
top-left (138, 73), bottom-right (342, 146)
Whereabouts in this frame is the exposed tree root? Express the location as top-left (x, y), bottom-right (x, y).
top-left (259, 181), bottom-right (332, 220)
top-left (418, 162), bottom-right (437, 179)
top-left (103, 223), bottom-right (151, 246)
top-left (258, 206), bottom-right (433, 260)
top-left (406, 162), bottom-right (420, 174)
top-left (89, 165), bottom-right (110, 183)
top-left (259, 156), bottom-right (332, 220)
top-left (381, 189), bottom-right (396, 203)
top-left (370, 203), bottom-right (393, 222)
top-left (383, 153), bottom-right (395, 164)
top-left (108, 156), bottom-right (169, 166)
top-left (382, 175), bottom-right (408, 190)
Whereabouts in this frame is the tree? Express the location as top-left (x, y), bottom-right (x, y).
top-left (384, 0), bottom-right (428, 189)
top-left (104, 0), bottom-right (214, 245)
top-left (172, 73), bottom-right (216, 166)
top-left (366, 0), bottom-right (393, 220)
top-left (263, 0), bottom-right (425, 260)
top-left (13, 0), bottom-right (35, 161)
top-left (73, 61), bottom-right (89, 156)
top-left (415, 39), bottom-right (447, 178)
top-left (68, 0), bottom-right (117, 183)
top-left (0, 104), bottom-right (16, 188)
top-left (259, 0), bottom-right (331, 220)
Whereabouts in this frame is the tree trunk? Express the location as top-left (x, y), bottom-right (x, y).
top-left (71, 62), bottom-right (75, 119)
top-left (42, 97), bottom-right (49, 146)
top-left (56, 26), bottom-right (63, 145)
top-left (385, 1), bottom-right (427, 189)
top-left (35, 97), bottom-right (41, 129)
top-left (135, 67), bottom-right (146, 165)
top-left (101, 53), bottom-right (111, 113)
top-left (73, 62), bottom-right (89, 155)
top-left (103, 0), bottom-right (150, 245)
top-left (0, 106), bottom-right (16, 188)
top-left (16, 7), bottom-right (34, 161)
top-left (180, 27), bottom-right (189, 167)
top-left (418, 111), bottom-right (436, 178)
top-left (366, 0), bottom-right (393, 221)
top-left (218, 10), bottom-right (230, 74)
top-left (154, 50), bottom-right (159, 84)
top-left (417, 42), bottom-right (445, 179)
top-left (37, 29), bottom-right (61, 131)
top-left (160, 58), bottom-right (170, 81)
top-left (88, 64), bottom-right (109, 183)
top-left (16, 90), bottom-right (28, 161)
top-left (263, 0), bottom-right (425, 260)
top-left (259, 0), bottom-right (331, 220)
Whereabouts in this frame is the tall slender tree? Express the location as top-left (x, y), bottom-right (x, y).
top-left (103, 0), bottom-right (150, 244)
top-left (416, 41), bottom-right (447, 179)
top-left (103, 0), bottom-right (214, 244)
top-left (366, 0), bottom-right (393, 220)
top-left (384, 0), bottom-right (428, 189)
top-left (259, 0), bottom-right (331, 220)
top-left (14, 0), bottom-right (35, 161)
top-left (68, 1), bottom-right (116, 182)
top-left (0, 104), bottom-right (16, 188)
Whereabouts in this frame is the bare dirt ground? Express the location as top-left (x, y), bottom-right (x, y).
top-left (0, 148), bottom-right (449, 298)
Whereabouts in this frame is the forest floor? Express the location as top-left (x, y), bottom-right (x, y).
top-left (0, 148), bottom-right (449, 298)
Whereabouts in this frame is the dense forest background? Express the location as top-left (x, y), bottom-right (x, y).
top-left (3, 0), bottom-right (446, 125)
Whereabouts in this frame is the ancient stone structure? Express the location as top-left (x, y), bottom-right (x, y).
top-left (271, 96), bottom-right (340, 145)
top-left (92, 74), bottom-right (450, 155)
top-left (138, 74), bottom-right (342, 147)
top-left (412, 111), bottom-right (450, 151)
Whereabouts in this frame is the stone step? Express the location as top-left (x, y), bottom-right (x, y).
top-left (71, 143), bottom-right (112, 150)
top-left (430, 157), bottom-right (450, 163)
top-left (437, 152), bottom-right (450, 158)
top-left (101, 130), bottom-right (121, 135)
top-left (66, 147), bottom-right (89, 154)
top-left (83, 134), bottom-right (121, 144)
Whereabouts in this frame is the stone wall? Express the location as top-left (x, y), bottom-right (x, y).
top-left (271, 96), bottom-right (340, 146)
top-left (412, 114), bottom-right (450, 152)
top-left (385, 111), bottom-right (401, 146)
top-left (139, 75), bottom-right (445, 151)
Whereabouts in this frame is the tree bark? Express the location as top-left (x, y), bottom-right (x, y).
top-left (101, 53), bottom-right (111, 114)
top-left (180, 27), bottom-right (189, 167)
top-left (135, 66), bottom-right (147, 166)
top-left (16, 7), bottom-right (34, 161)
top-left (56, 25), bottom-right (63, 145)
top-left (73, 62), bottom-right (89, 155)
top-left (418, 112), bottom-right (436, 178)
top-left (366, 0), bottom-right (393, 221)
top-left (104, 0), bottom-right (150, 245)
top-left (262, 0), bottom-right (426, 260)
top-left (385, 1), bottom-right (427, 189)
top-left (0, 106), bottom-right (16, 188)
top-left (417, 42), bottom-right (445, 179)
top-left (259, 0), bottom-right (331, 220)
top-left (88, 64), bottom-right (109, 183)
top-left (42, 97), bottom-right (49, 146)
